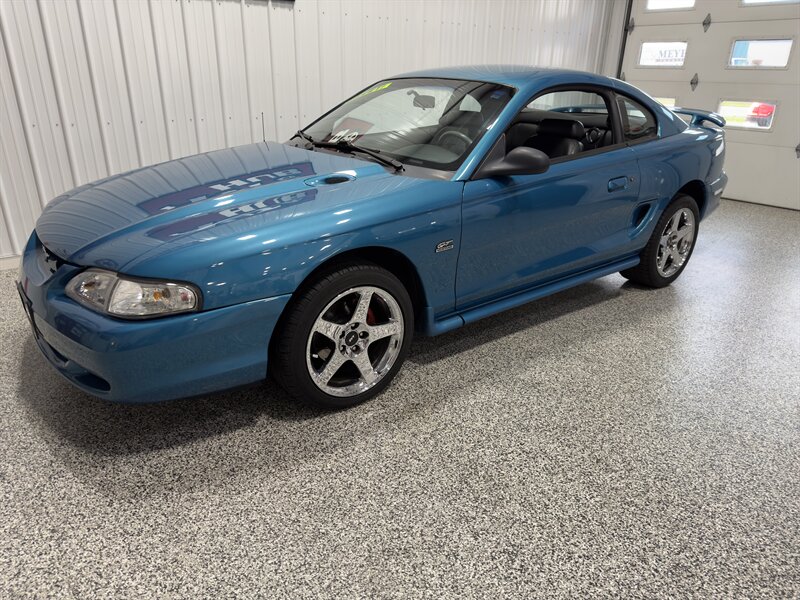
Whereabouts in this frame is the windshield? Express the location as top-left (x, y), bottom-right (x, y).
top-left (299, 78), bottom-right (514, 171)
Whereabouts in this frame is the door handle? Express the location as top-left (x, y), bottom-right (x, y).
top-left (608, 176), bottom-right (629, 192)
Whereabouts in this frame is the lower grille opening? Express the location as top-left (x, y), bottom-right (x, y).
top-left (74, 371), bottom-right (111, 392)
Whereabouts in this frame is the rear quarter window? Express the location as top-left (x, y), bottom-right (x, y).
top-left (617, 96), bottom-right (659, 142)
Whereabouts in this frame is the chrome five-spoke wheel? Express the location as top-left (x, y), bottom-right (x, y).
top-left (656, 207), bottom-right (696, 278)
top-left (306, 286), bottom-right (404, 398)
top-left (620, 194), bottom-right (699, 288)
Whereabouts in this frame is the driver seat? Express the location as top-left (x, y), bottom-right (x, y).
top-left (524, 119), bottom-right (585, 158)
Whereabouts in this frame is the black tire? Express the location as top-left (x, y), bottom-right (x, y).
top-left (271, 262), bottom-right (414, 408)
top-left (620, 194), bottom-right (699, 288)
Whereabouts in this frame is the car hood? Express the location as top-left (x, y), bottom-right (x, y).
top-left (36, 142), bottom-right (421, 271)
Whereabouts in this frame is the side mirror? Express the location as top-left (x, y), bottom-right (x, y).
top-left (476, 146), bottom-right (550, 179)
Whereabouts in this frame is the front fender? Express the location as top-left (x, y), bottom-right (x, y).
top-left (125, 180), bottom-right (464, 317)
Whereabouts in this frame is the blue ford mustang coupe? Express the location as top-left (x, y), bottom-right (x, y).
top-left (17, 66), bottom-right (727, 407)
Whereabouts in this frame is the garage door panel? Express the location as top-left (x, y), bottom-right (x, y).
top-left (623, 22), bottom-right (800, 86)
top-left (709, 83), bottom-right (798, 147)
top-left (632, 0), bottom-right (800, 27)
top-left (631, 80), bottom-right (692, 105)
top-left (622, 26), bottom-right (694, 82)
top-left (627, 82), bottom-right (797, 150)
top-left (660, 82), bottom-right (797, 147)
top-left (624, 0), bottom-right (799, 208)
top-left (724, 142), bottom-right (800, 209)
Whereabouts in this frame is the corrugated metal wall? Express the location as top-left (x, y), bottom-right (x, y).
top-left (0, 0), bottom-right (617, 259)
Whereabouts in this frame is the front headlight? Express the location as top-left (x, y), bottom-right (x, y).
top-left (66, 269), bottom-right (200, 318)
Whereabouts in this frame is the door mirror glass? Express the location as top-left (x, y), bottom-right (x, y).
top-left (477, 147), bottom-right (550, 179)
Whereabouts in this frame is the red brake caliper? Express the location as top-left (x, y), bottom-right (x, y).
top-left (366, 307), bottom-right (376, 326)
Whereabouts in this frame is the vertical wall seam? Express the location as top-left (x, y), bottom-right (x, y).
top-left (0, 186), bottom-right (19, 254)
top-left (0, 3), bottom-right (48, 210)
top-left (292, 0), bottom-right (302, 132)
top-left (210, 0), bottom-right (229, 147)
top-left (35, 0), bottom-right (78, 189)
top-left (266, 1), bottom-right (279, 139)
top-left (147, 0), bottom-right (174, 159)
top-left (315, 0), bottom-right (323, 119)
top-left (112, 0), bottom-right (143, 167)
top-left (237, 0), bottom-right (254, 143)
top-left (75, 0), bottom-right (112, 176)
top-left (179, 0), bottom-right (202, 150)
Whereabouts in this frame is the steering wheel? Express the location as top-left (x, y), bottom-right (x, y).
top-left (585, 128), bottom-right (603, 144)
top-left (433, 129), bottom-right (473, 147)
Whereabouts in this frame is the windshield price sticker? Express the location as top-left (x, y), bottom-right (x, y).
top-left (329, 129), bottom-right (361, 144)
top-left (359, 82), bottom-right (392, 97)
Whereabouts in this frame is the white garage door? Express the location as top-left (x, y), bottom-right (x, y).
top-left (620, 0), bottom-right (800, 210)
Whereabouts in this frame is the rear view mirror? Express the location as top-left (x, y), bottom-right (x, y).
top-left (475, 146), bottom-right (550, 179)
top-left (407, 90), bottom-right (436, 110)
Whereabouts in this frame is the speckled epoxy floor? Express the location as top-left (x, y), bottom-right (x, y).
top-left (0, 199), bottom-right (798, 598)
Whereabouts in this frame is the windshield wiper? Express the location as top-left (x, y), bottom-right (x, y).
top-left (292, 130), bottom-right (316, 146)
top-left (292, 131), bottom-right (404, 172)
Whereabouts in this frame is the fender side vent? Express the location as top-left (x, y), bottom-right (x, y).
top-left (632, 203), bottom-right (653, 229)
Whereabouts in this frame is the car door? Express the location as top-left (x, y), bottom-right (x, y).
top-left (456, 88), bottom-right (643, 310)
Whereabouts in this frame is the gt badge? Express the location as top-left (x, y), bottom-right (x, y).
top-left (435, 240), bottom-right (454, 253)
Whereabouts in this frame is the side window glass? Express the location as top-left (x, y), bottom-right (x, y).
top-left (507, 90), bottom-right (614, 158)
top-left (526, 91), bottom-right (608, 114)
top-left (459, 94), bottom-right (482, 112)
top-left (617, 96), bottom-right (658, 141)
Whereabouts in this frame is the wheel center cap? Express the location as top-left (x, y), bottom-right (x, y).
top-left (345, 331), bottom-right (359, 346)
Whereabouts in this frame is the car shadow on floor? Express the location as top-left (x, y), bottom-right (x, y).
top-left (408, 278), bottom-right (642, 366)
top-left (15, 277), bottom-right (658, 461)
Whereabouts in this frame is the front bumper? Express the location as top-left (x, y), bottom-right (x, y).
top-left (18, 234), bottom-right (291, 403)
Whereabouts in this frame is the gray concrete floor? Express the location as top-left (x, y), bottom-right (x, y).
top-left (1, 199), bottom-right (798, 598)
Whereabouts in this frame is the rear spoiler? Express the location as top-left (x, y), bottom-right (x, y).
top-left (672, 107), bottom-right (726, 128)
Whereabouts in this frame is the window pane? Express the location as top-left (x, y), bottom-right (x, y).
top-left (304, 78), bottom-right (513, 170)
top-left (647, 0), bottom-right (695, 9)
top-left (730, 39), bottom-right (793, 67)
top-left (618, 97), bottom-right (658, 141)
top-left (742, 0), bottom-right (799, 5)
top-left (639, 42), bottom-right (687, 67)
top-left (517, 90), bottom-right (613, 156)
top-left (655, 97), bottom-right (677, 107)
top-left (717, 100), bottom-right (777, 129)
top-left (527, 91), bottom-right (607, 114)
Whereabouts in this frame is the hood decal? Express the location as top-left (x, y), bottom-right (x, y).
top-left (147, 189), bottom-right (318, 241)
top-left (138, 161), bottom-right (317, 215)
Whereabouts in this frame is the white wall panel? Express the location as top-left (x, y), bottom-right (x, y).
top-left (116, 0), bottom-right (171, 166)
top-left (149, 0), bottom-right (200, 158)
top-left (77, 0), bottom-right (140, 174)
top-left (0, 0), bottom-right (75, 204)
top-left (213, 0), bottom-right (252, 147)
top-left (242, 0), bottom-right (278, 142)
top-left (39, 0), bottom-right (108, 184)
top-left (293, 0), bottom-right (322, 125)
top-left (268, 1), bottom-right (300, 141)
top-left (0, 33), bottom-right (40, 256)
top-left (182, 0), bottom-right (226, 153)
top-left (0, 0), bottom-right (618, 258)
